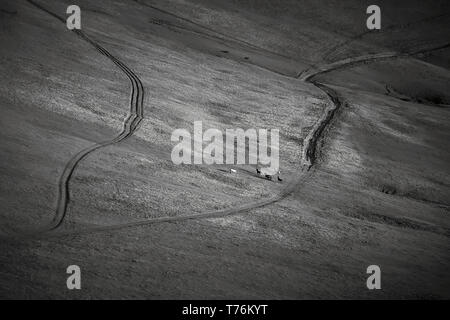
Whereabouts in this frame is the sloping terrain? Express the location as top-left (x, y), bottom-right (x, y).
top-left (1, 0), bottom-right (324, 234)
top-left (0, 0), bottom-right (449, 299)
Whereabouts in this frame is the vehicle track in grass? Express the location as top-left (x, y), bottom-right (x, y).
top-left (9, 0), bottom-right (326, 241)
top-left (37, 82), bottom-right (341, 240)
top-left (321, 13), bottom-right (450, 62)
top-left (60, 42), bottom-right (450, 240)
top-left (298, 42), bottom-right (450, 81)
top-left (26, 0), bottom-right (144, 232)
top-left (9, 1), bottom-right (449, 240)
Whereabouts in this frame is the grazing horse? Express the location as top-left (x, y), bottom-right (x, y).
top-left (256, 167), bottom-right (282, 182)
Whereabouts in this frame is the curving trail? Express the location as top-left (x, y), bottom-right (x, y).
top-left (26, 0), bottom-right (144, 232)
top-left (321, 13), bottom-right (450, 62)
top-left (12, 1), bottom-right (450, 241)
top-left (36, 81), bottom-right (342, 240)
top-left (298, 42), bottom-right (450, 81)
top-left (12, 0), bottom-right (325, 240)
top-left (23, 169), bottom-right (315, 239)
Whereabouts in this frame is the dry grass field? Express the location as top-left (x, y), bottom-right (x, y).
top-left (0, 0), bottom-right (449, 299)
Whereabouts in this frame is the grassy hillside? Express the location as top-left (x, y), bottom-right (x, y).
top-left (0, 0), bottom-right (449, 299)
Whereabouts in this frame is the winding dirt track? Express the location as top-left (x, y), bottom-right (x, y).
top-left (12, 0), bottom-right (326, 241)
top-left (321, 13), bottom-right (450, 62)
top-left (298, 42), bottom-right (450, 81)
top-left (13, 1), bottom-right (449, 241)
top-left (26, 0), bottom-right (144, 232)
top-left (51, 41), bottom-right (450, 240)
